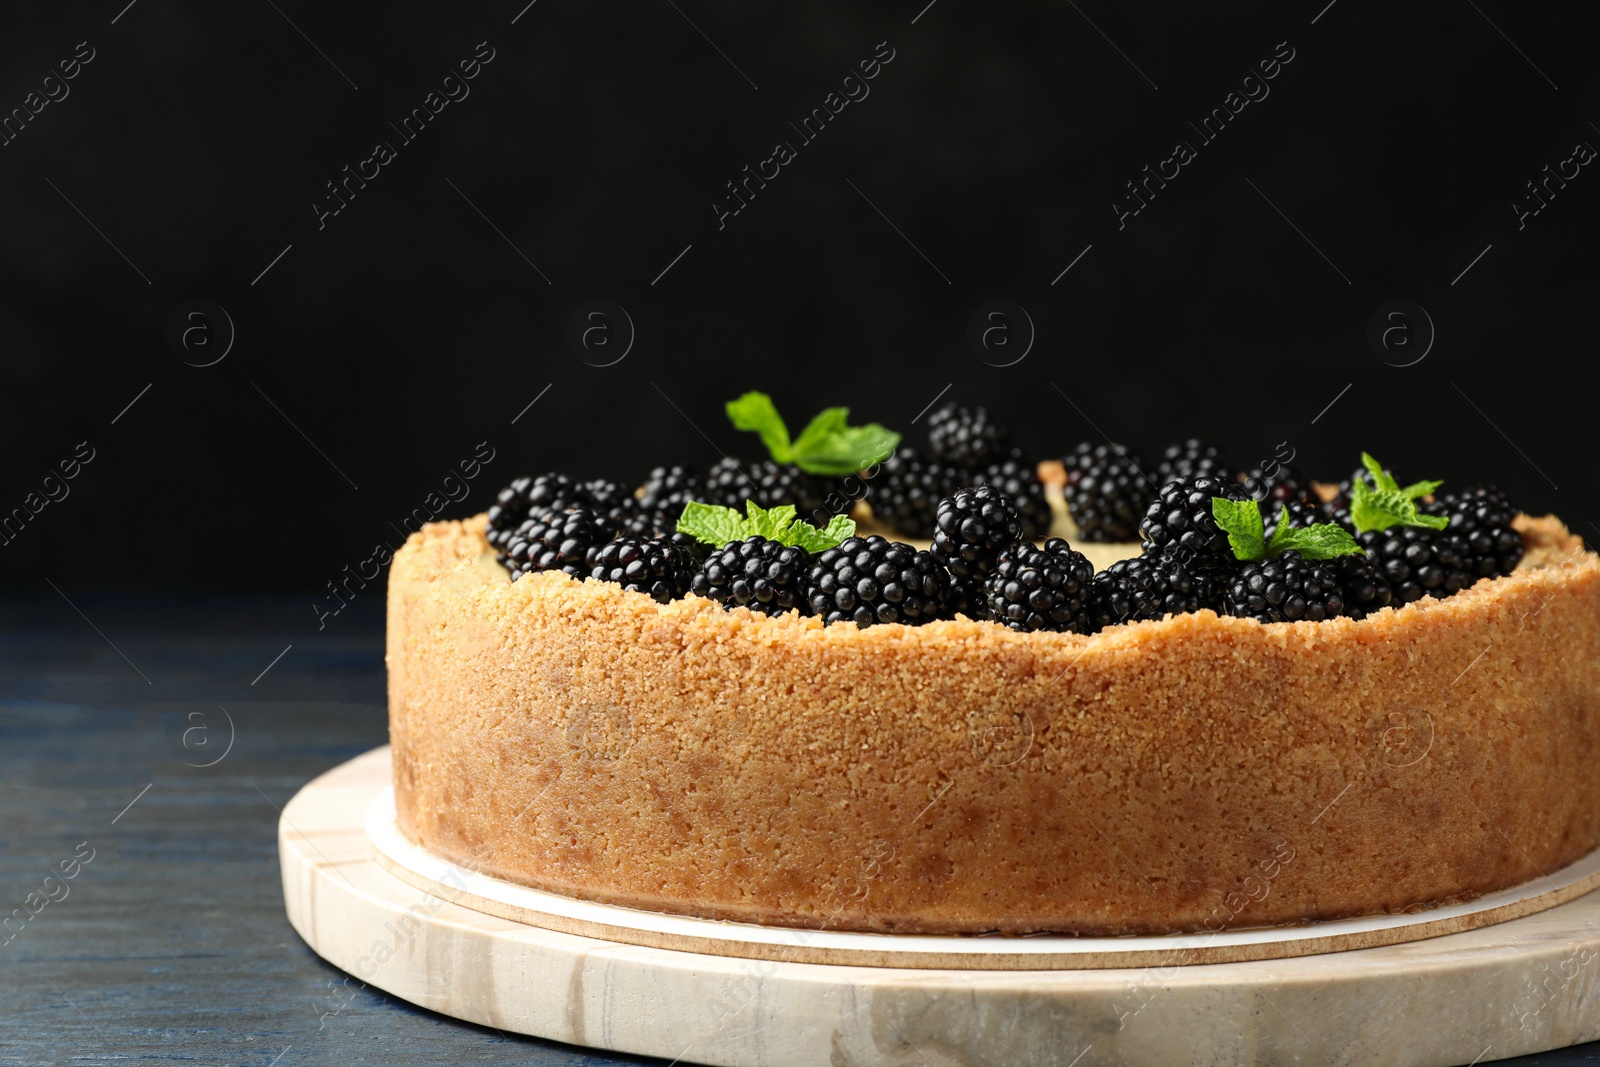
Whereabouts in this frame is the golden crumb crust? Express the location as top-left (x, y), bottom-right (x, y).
top-left (387, 514), bottom-right (1600, 935)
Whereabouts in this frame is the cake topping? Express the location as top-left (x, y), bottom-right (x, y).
top-left (476, 398), bottom-right (1533, 630)
top-left (589, 536), bottom-right (693, 604)
top-left (1061, 441), bottom-right (1150, 542)
top-left (725, 391), bottom-right (899, 476)
top-left (1210, 495), bottom-right (1362, 563)
top-left (676, 500), bottom-right (854, 553)
top-left (932, 485), bottom-right (1024, 582)
top-left (926, 401), bottom-right (1013, 469)
top-left (984, 537), bottom-right (1095, 632)
top-left (806, 535), bottom-right (951, 627)
top-left (690, 536), bottom-right (812, 617)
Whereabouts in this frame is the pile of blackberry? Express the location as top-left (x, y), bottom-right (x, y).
top-left (869, 405), bottom-right (1051, 542)
top-left (480, 405), bottom-right (1534, 634)
top-left (1431, 485), bottom-right (1524, 579)
top-left (505, 506), bottom-right (615, 581)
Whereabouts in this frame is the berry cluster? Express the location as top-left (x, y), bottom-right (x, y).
top-left (481, 395), bottom-right (1529, 633)
top-left (865, 404), bottom-right (1050, 539)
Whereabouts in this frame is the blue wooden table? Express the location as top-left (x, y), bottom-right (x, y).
top-left (1, 591), bottom-right (1595, 1067)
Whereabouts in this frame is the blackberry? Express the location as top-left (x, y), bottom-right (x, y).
top-left (807, 536), bottom-right (951, 626)
top-left (580, 478), bottom-right (632, 516)
top-left (1331, 553), bottom-right (1393, 620)
top-left (1090, 553), bottom-right (1220, 629)
top-left (933, 486), bottom-right (1024, 582)
top-left (1430, 485), bottom-right (1524, 579)
top-left (691, 536), bottom-right (811, 617)
top-left (638, 464), bottom-right (704, 512)
top-left (985, 538), bottom-right (1095, 633)
top-left (1358, 526), bottom-right (1471, 606)
top-left (1242, 464), bottom-right (1313, 507)
top-left (1157, 439), bottom-right (1234, 484)
top-left (1139, 476), bottom-right (1252, 572)
top-left (867, 448), bottom-right (964, 539)
top-left (945, 576), bottom-right (987, 621)
top-left (486, 476), bottom-right (536, 557)
top-left (927, 402), bottom-right (1013, 469)
top-left (1262, 497), bottom-right (1331, 541)
top-left (1062, 442), bottom-right (1152, 542)
top-left (974, 450), bottom-right (1051, 539)
top-left (636, 465), bottom-right (706, 527)
top-left (616, 506), bottom-right (673, 539)
top-left (589, 536), bottom-right (694, 603)
top-left (505, 506), bottom-right (616, 581)
top-left (705, 457), bottom-right (843, 520)
top-left (1224, 550), bottom-right (1346, 623)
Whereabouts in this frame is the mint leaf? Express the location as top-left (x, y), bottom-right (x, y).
top-left (676, 499), bottom-right (855, 553)
top-left (1264, 505), bottom-right (1295, 557)
top-left (1270, 523), bottom-right (1364, 561)
top-left (1349, 478), bottom-right (1448, 533)
top-left (744, 502), bottom-right (797, 541)
top-left (1212, 496), bottom-right (1266, 561)
top-left (789, 513), bottom-right (856, 553)
top-left (725, 393), bottom-right (900, 475)
top-left (790, 407), bottom-right (849, 454)
top-left (676, 501), bottom-right (751, 548)
top-left (1398, 479), bottom-right (1443, 500)
top-left (726, 392), bottom-right (793, 464)
top-left (1360, 452), bottom-right (1400, 494)
top-left (790, 410), bottom-right (899, 476)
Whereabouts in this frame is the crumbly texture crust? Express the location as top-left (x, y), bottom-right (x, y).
top-left (388, 514), bottom-right (1600, 935)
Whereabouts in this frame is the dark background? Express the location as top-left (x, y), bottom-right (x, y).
top-left (4, 7), bottom-right (1600, 1063)
top-left (2, 1), bottom-right (1596, 595)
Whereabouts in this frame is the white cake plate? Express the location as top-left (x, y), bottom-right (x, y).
top-left (281, 746), bottom-right (1600, 1066)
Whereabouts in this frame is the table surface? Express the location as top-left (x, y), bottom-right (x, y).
top-left (2, 591), bottom-right (1597, 1067)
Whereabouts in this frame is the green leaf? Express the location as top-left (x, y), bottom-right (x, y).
top-left (1269, 523), bottom-right (1364, 561)
top-left (726, 392), bottom-right (793, 464)
top-left (788, 513), bottom-right (856, 553)
top-left (1360, 452), bottom-right (1400, 494)
top-left (791, 415), bottom-right (900, 476)
top-left (1264, 505), bottom-right (1295, 557)
top-left (724, 393), bottom-right (900, 475)
top-left (1212, 496), bottom-right (1266, 561)
top-left (1398, 479), bottom-right (1443, 500)
top-left (676, 501), bottom-right (752, 548)
top-left (790, 407), bottom-right (850, 455)
top-left (744, 501), bottom-right (798, 541)
top-left (1349, 478), bottom-right (1448, 533)
top-left (674, 499), bottom-right (854, 553)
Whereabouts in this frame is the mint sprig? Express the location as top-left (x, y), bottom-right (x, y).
top-left (1211, 496), bottom-right (1266, 561)
top-left (725, 391), bottom-right (899, 477)
top-left (1211, 499), bottom-right (1363, 562)
top-left (1347, 452), bottom-right (1448, 533)
top-left (676, 499), bottom-right (855, 553)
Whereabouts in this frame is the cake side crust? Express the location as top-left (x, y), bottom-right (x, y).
top-left (387, 514), bottom-right (1600, 935)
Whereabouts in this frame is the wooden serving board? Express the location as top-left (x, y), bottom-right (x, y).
top-left (281, 747), bottom-right (1600, 1066)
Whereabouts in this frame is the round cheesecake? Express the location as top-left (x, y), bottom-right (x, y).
top-left (386, 513), bottom-right (1600, 935)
